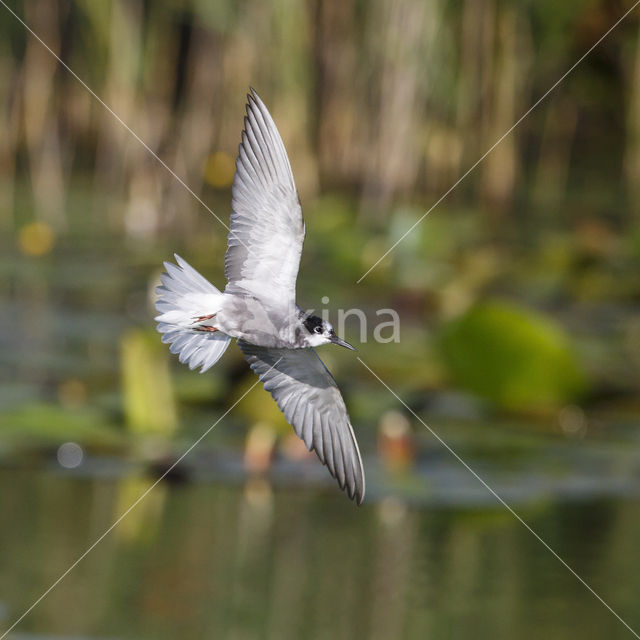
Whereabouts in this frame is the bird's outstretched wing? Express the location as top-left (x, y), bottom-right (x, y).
top-left (239, 342), bottom-right (365, 505)
top-left (225, 89), bottom-right (305, 311)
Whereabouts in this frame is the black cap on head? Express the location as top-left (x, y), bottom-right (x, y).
top-left (303, 314), bottom-right (324, 334)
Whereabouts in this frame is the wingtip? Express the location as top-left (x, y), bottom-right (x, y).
top-left (343, 475), bottom-right (365, 506)
top-left (244, 93), bottom-right (254, 122)
top-left (246, 87), bottom-right (266, 113)
top-left (173, 253), bottom-right (186, 270)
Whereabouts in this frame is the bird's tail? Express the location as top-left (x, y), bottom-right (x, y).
top-left (154, 254), bottom-right (231, 372)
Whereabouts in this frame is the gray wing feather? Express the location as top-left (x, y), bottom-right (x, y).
top-left (225, 89), bottom-right (305, 308)
top-left (238, 342), bottom-right (365, 505)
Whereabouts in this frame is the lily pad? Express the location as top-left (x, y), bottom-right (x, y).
top-left (437, 300), bottom-right (588, 411)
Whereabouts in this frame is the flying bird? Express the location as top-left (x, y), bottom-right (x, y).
top-left (154, 89), bottom-right (365, 504)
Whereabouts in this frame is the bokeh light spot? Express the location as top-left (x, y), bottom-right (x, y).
top-left (204, 151), bottom-right (235, 189)
top-left (57, 442), bottom-right (84, 469)
top-left (18, 221), bottom-right (55, 256)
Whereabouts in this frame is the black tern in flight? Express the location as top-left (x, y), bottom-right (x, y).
top-left (155, 89), bottom-right (365, 504)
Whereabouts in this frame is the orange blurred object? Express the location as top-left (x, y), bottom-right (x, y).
top-left (377, 410), bottom-right (414, 472)
top-left (243, 422), bottom-right (277, 474)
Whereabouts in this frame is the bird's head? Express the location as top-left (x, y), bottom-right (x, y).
top-left (302, 314), bottom-right (355, 350)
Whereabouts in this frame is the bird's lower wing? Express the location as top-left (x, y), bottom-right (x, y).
top-left (238, 342), bottom-right (365, 505)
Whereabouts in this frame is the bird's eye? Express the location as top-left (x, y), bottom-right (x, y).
top-left (314, 326), bottom-right (322, 334)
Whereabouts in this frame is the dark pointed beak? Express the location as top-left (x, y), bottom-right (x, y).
top-left (330, 333), bottom-right (356, 351)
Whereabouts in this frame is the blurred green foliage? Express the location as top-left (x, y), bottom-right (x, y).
top-left (120, 329), bottom-right (177, 437)
top-left (0, 403), bottom-right (124, 450)
top-left (438, 300), bottom-right (588, 411)
top-left (1, 0), bottom-right (640, 453)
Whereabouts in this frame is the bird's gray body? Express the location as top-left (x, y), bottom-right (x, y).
top-left (215, 295), bottom-right (307, 349)
top-left (155, 89), bottom-right (365, 504)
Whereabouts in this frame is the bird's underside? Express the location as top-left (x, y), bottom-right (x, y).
top-left (211, 294), bottom-right (307, 349)
top-left (155, 89), bottom-right (365, 504)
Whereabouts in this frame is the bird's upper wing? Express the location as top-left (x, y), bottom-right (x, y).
top-left (239, 342), bottom-right (365, 505)
top-left (225, 89), bottom-right (305, 310)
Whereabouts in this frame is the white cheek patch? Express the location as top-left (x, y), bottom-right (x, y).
top-left (307, 333), bottom-right (330, 347)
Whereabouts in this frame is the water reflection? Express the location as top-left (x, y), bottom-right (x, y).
top-left (1, 469), bottom-right (639, 639)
